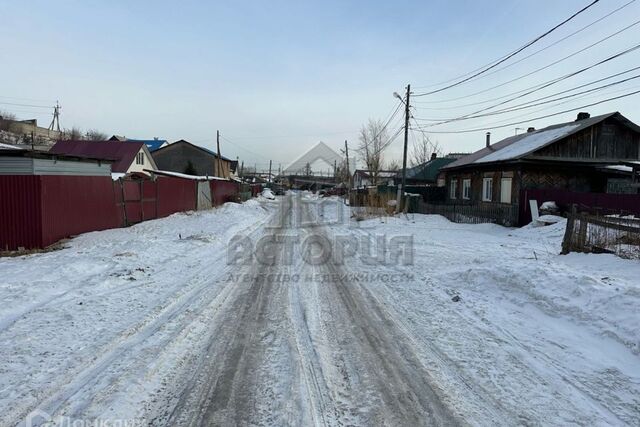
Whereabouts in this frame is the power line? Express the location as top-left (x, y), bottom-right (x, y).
top-left (411, 89), bottom-right (640, 133)
top-left (415, 42), bottom-right (640, 128)
top-left (420, 17), bottom-right (640, 104)
top-left (414, 73), bottom-right (640, 122)
top-left (219, 134), bottom-right (280, 163)
top-left (411, 65), bottom-right (640, 110)
top-left (0, 101), bottom-right (52, 109)
top-left (413, 0), bottom-right (637, 91)
top-left (412, 0), bottom-right (601, 96)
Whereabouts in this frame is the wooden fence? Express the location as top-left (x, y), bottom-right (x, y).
top-left (416, 202), bottom-right (519, 226)
top-left (561, 212), bottom-right (640, 259)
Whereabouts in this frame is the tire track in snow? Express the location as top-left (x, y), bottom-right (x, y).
top-left (12, 210), bottom-right (274, 427)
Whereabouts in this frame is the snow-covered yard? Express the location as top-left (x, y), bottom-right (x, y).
top-left (0, 196), bottom-right (638, 425)
top-left (338, 213), bottom-right (640, 425)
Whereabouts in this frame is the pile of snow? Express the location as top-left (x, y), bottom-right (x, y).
top-left (0, 142), bottom-right (22, 150)
top-left (539, 201), bottom-right (558, 210)
top-left (261, 188), bottom-right (275, 200)
top-left (0, 200), bottom-right (272, 425)
top-left (330, 208), bottom-right (640, 424)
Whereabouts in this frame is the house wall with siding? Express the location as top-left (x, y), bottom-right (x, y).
top-left (532, 119), bottom-right (640, 160)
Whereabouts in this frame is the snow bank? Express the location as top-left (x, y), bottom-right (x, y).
top-left (332, 207), bottom-right (640, 424)
top-left (0, 200), bottom-right (272, 425)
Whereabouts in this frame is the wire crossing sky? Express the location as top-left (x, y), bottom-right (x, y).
top-left (1, 0), bottom-right (639, 167)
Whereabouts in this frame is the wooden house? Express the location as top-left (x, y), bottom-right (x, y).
top-left (440, 112), bottom-right (640, 222)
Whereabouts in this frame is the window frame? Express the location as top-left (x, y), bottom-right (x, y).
top-left (136, 152), bottom-right (145, 165)
top-left (482, 177), bottom-right (493, 202)
top-left (450, 179), bottom-right (458, 199)
top-left (462, 179), bottom-right (471, 200)
top-left (500, 177), bottom-right (512, 204)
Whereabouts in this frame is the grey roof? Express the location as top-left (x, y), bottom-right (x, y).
top-left (442, 112), bottom-right (640, 170)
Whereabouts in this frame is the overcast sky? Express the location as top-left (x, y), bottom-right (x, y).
top-left (1, 0), bottom-right (639, 170)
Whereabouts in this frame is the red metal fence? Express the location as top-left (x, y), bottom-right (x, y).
top-left (210, 180), bottom-right (240, 206)
top-left (0, 175), bottom-right (240, 250)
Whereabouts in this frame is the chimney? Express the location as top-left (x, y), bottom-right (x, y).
top-left (485, 132), bottom-right (491, 148)
top-left (431, 152), bottom-right (437, 160)
top-left (527, 127), bottom-right (535, 133)
top-left (576, 112), bottom-right (590, 121)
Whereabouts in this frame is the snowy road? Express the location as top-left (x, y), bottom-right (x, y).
top-left (162, 196), bottom-right (457, 426)
top-left (1, 194), bottom-right (639, 426)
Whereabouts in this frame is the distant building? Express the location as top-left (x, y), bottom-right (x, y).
top-left (50, 140), bottom-right (158, 175)
top-left (0, 116), bottom-right (63, 150)
top-left (109, 135), bottom-right (168, 152)
top-left (353, 170), bottom-right (397, 188)
top-left (151, 139), bottom-right (236, 178)
top-left (402, 154), bottom-right (462, 186)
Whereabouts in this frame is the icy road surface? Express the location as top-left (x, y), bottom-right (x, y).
top-left (1, 194), bottom-right (639, 426)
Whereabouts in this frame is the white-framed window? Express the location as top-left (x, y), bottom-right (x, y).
top-left (500, 177), bottom-right (512, 204)
top-left (136, 152), bottom-right (145, 165)
top-left (482, 177), bottom-right (493, 201)
top-left (462, 179), bottom-right (471, 200)
top-left (450, 179), bottom-right (458, 199)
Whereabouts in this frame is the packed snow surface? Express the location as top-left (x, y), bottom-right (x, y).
top-left (0, 197), bottom-right (638, 425)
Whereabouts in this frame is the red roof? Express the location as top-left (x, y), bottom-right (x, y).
top-left (50, 140), bottom-right (144, 173)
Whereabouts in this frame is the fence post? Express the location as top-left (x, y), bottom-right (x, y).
top-left (561, 204), bottom-right (577, 254)
top-left (119, 179), bottom-right (128, 227)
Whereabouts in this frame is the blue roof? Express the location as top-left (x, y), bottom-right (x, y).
top-left (127, 139), bottom-right (167, 152)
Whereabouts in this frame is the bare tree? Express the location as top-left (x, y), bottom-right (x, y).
top-left (410, 134), bottom-right (443, 167)
top-left (85, 129), bottom-right (108, 140)
top-left (63, 127), bottom-right (84, 140)
top-left (357, 119), bottom-right (393, 185)
top-left (385, 159), bottom-right (401, 171)
top-left (0, 110), bottom-right (17, 121)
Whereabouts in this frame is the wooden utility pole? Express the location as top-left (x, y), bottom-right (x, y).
top-left (216, 130), bottom-right (222, 178)
top-left (397, 84), bottom-right (411, 213)
top-left (268, 160), bottom-right (272, 183)
top-left (344, 140), bottom-right (350, 189)
top-left (240, 161), bottom-right (244, 177)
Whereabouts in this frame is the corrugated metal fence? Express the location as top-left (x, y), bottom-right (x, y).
top-left (1, 175), bottom-right (241, 250)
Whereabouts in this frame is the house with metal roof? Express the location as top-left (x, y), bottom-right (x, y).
top-left (440, 111), bottom-right (640, 223)
top-left (151, 139), bottom-right (236, 178)
top-left (50, 140), bottom-right (158, 176)
top-left (402, 154), bottom-right (462, 186)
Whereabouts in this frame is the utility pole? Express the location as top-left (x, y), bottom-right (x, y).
top-left (48, 101), bottom-right (61, 132)
top-left (268, 160), bottom-right (272, 183)
top-left (240, 161), bottom-right (244, 178)
top-left (344, 140), bottom-right (350, 189)
top-left (397, 84), bottom-right (411, 213)
top-left (216, 130), bottom-right (222, 177)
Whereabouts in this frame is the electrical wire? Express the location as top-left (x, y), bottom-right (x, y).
top-left (413, 0), bottom-right (637, 91)
top-left (0, 101), bottom-right (52, 109)
top-left (414, 73), bottom-right (640, 122)
top-left (419, 17), bottom-right (640, 104)
top-left (411, 89), bottom-right (640, 133)
top-left (412, 0), bottom-right (601, 96)
top-left (411, 65), bottom-right (640, 109)
top-left (415, 42), bottom-right (640, 127)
